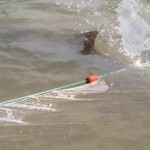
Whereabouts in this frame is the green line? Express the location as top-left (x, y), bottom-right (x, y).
top-left (0, 61), bottom-right (149, 106)
top-left (0, 80), bottom-right (85, 106)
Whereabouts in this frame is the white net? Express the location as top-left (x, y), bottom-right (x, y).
top-left (0, 63), bottom-right (149, 126)
top-left (0, 64), bottom-right (150, 150)
top-left (0, 80), bottom-right (109, 125)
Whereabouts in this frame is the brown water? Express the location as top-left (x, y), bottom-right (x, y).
top-left (0, 0), bottom-right (150, 149)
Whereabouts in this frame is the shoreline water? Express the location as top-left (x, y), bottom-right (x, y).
top-left (0, 0), bottom-right (150, 150)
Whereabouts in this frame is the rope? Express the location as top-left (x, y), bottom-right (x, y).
top-left (0, 80), bottom-right (85, 106)
top-left (0, 61), bottom-right (149, 106)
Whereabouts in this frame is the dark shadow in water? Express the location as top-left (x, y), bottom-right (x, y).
top-left (80, 31), bottom-right (99, 55)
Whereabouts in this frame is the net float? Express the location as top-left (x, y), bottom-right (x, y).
top-left (86, 75), bottom-right (99, 84)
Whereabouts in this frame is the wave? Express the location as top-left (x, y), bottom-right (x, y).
top-left (94, 0), bottom-right (150, 64)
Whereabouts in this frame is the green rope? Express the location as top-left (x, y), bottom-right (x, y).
top-left (0, 61), bottom-right (149, 106)
top-left (0, 80), bottom-right (85, 106)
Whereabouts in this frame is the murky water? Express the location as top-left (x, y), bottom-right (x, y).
top-left (0, 0), bottom-right (150, 149)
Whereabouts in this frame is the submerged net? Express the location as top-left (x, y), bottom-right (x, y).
top-left (0, 63), bottom-right (150, 150)
top-left (0, 79), bottom-right (109, 125)
top-left (0, 63), bottom-right (149, 126)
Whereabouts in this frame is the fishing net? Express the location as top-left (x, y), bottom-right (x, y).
top-left (0, 63), bottom-right (150, 150)
top-left (0, 79), bottom-right (109, 125)
top-left (0, 63), bottom-right (149, 126)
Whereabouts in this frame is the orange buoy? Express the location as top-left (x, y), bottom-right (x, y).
top-left (86, 75), bottom-right (99, 84)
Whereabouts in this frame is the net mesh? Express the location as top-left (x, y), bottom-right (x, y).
top-left (0, 64), bottom-right (150, 150)
top-left (0, 80), bottom-right (109, 125)
top-left (0, 63), bottom-right (149, 126)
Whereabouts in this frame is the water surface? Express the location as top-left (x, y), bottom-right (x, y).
top-left (0, 0), bottom-right (150, 150)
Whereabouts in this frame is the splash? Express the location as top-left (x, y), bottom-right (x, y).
top-left (93, 0), bottom-right (150, 64)
top-left (117, 0), bottom-right (150, 57)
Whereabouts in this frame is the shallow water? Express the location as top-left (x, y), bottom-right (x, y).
top-left (0, 0), bottom-right (150, 150)
top-left (0, 0), bottom-right (127, 101)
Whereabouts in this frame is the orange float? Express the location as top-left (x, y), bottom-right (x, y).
top-left (86, 75), bottom-right (99, 84)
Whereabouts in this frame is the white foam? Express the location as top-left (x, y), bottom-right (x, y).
top-left (0, 118), bottom-right (27, 125)
top-left (5, 103), bottom-right (56, 112)
top-left (117, 0), bottom-right (150, 57)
